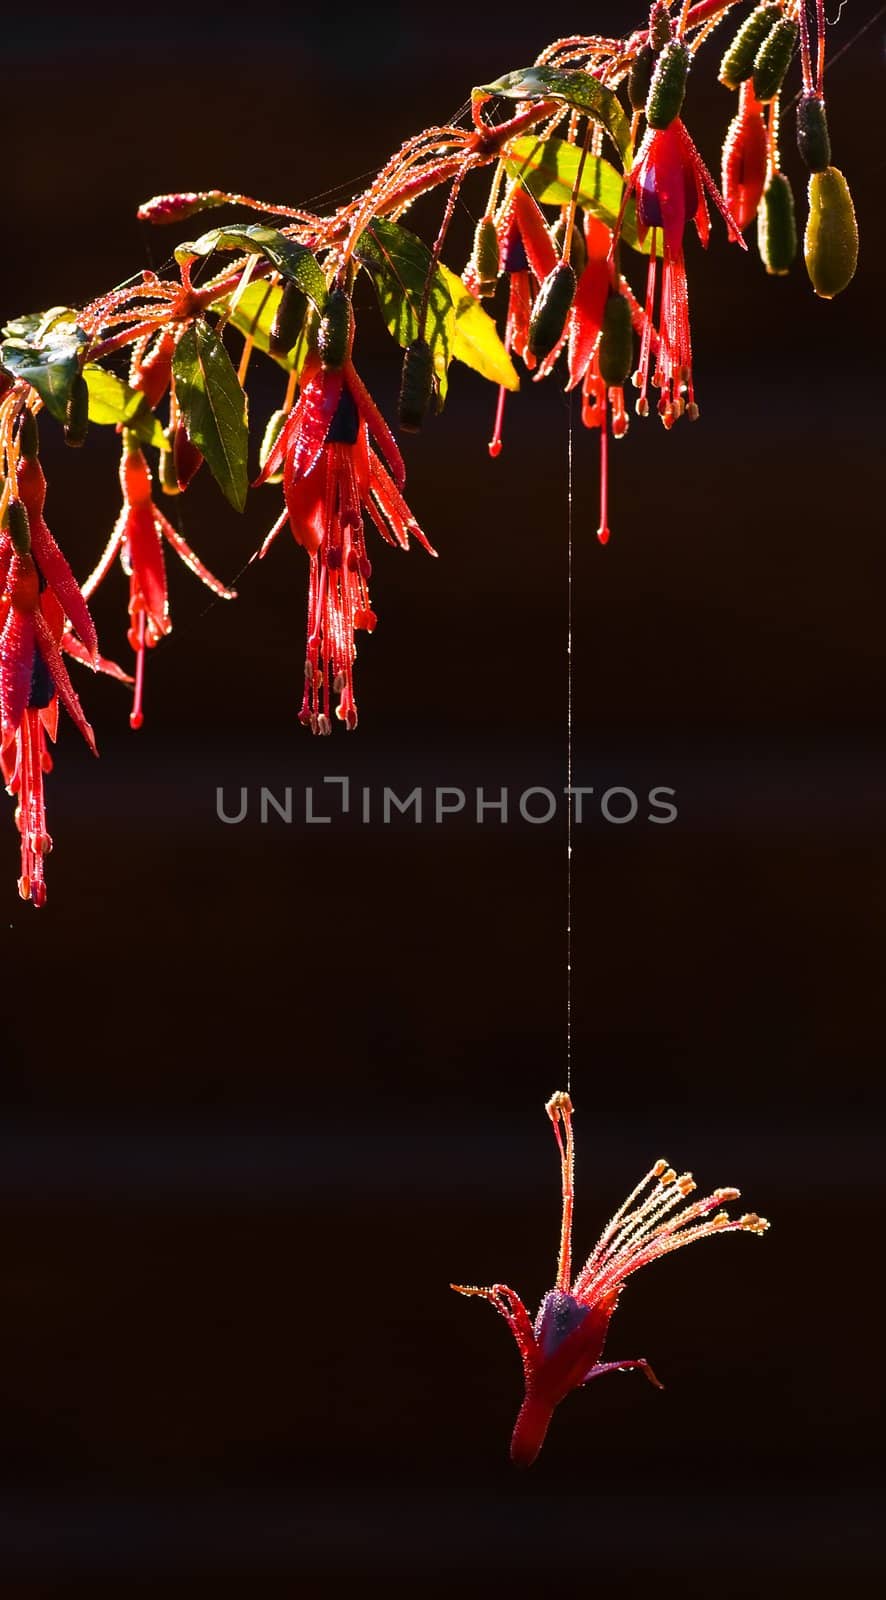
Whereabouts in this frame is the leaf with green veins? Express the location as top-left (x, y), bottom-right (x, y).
top-left (172, 320), bottom-right (248, 512)
top-left (477, 67), bottom-right (632, 165)
top-left (505, 137), bottom-right (652, 255)
top-left (356, 216), bottom-right (455, 404)
top-left (177, 224), bottom-right (328, 311)
top-left (83, 365), bottom-right (168, 449)
top-left (212, 280), bottom-right (311, 377)
top-left (437, 266), bottom-right (519, 391)
top-left (0, 315), bottom-right (88, 421)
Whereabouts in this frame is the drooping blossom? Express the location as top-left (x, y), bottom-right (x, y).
top-left (488, 186), bottom-right (558, 457)
top-left (83, 435), bottom-right (236, 728)
top-left (618, 117), bottom-right (744, 426)
top-left (453, 1091), bottom-right (769, 1467)
top-left (0, 526), bottom-right (97, 907)
top-left (256, 353), bottom-right (434, 733)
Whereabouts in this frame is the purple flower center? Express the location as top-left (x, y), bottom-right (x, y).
top-left (535, 1290), bottom-right (590, 1358)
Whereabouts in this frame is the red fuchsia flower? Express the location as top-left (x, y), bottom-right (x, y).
top-left (256, 352), bottom-right (434, 734)
top-left (618, 117), bottom-right (744, 427)
top-left (488, 186), bottom-right (558, 458)
top-left (453, 1091), bottom-right (769, 1468)
top-left (0, 529), bottom-right (97, 907)
top-left (721, 82), bottom-right (769, 232)
top-left (83, 436), bottom-right (236, 729)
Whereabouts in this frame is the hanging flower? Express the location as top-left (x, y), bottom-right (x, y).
top-left (256, 353), bottom-right (434, 734)
top-left (452, 1091), bottom-right (769, 1467)
top-left (83, 435), bottom-right (236, 729)
top-left (619, 117), bottom-right (744, 426)
top-left (0, 530), bottom-right (97, 907)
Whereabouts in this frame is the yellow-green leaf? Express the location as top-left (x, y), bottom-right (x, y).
top-left (437, 266), bottom-right (519, 391)
top-left (83, 365), bottom-right (167, 449)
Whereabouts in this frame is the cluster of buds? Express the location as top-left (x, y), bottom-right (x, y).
top-left (0, 1), bottom-right (860, 902)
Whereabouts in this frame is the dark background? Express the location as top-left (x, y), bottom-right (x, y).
top-left (1, 1), bottom-right (884, 1591)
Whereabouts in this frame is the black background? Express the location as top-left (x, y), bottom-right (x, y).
top-left (1, 1), bottom-right (884, 1591)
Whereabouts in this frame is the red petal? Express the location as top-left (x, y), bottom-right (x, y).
top-left (0, 604), bottom-right (36, 746)
top-left (512, 187), bottom-right (558, 284)
top-left (344, 362), bottom-right (404, 488)
top-left (32, 611), bottom-right (97, 754)
top-left (27, 513), bottom-right (98, 659)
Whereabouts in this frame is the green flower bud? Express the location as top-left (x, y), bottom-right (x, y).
top-left (471, 216), bottom-right (500, 295)
top-left (528, 262), bottom-right (576, 361)
top-left (317, 287), bottom-right (353, 372)
top-left (646, 41), bottom-right (690, 132)
top-left (804, 166), bottom-right (858, 299)
top-left (719, 3), bottom-right (781, 90)
top-left (8, 498), bottom-right (31, 555)
top-left (796, 94), bottom-right (831, 174)
top-left (757, 171), bottom-right (797, 275)
top-left (268, 281), bottom-right (306, 358)
top-left (398, 339), bottom-right (434, 432)
top-left (64, 372), bottom-right (89, 448)
top-left (598, 293), bottom-right (634, 387)
top-left (752, 18), bottom-right (799, 104)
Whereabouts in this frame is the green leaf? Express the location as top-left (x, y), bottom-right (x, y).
top-left (0, 313), bottom-right (88, 421)
top-left (177, 224), bottom-right (328, 311)
top-left (476, 67), bottom-right (632, 165)
top-left (172, 320), bottom-right (249, 511)
top-left (356, 217), bottom-right (456, 404)
top-left (437, 265), bottom-right (519, 391)
top-left (505, 136), bottom-right (652, 255)
top-left (212, 279), bottom-right (311, 376)
top-left (83, 365), bottom-right (168, 448)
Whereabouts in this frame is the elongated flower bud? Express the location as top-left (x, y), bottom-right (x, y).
top-left (646, 40), bottom-right (689, 131)
top-left (804, 166), bottom-right (858, 298)
top-left (722, 84), bottom-right (768, 231)
top-left (259, 409), bottom-right (288, 482)
top-left (629, 44), bottom-right (655, 111)
top-left (7, 499), bottom-right (31, 555)
top-left (719, 3), bottom-right (781, 90)
top-left (796, 94), bottom-right (831, 174)
top-left (757, 171), bottom-right (797, 275)
top-left (19, 410), bottom-right (39, 461)
top-left (137, 190), bottom-right (227, 225)
top-left (752, 18), bottom-right (798, 103)
top-left (268, 281), bottom-right (306, 358)
top-left (317, 287), bottom-right (353, 371)
top-left (472, 216), bottom-right (500, 295)
top-left (528, 262), bottom-right (576, 361)
top-left (64, 372), bottom-right (89, 448)
top-left (598, 293), bottom-right (633, 387)
top-left (398, 339), bottom-right (434, 432)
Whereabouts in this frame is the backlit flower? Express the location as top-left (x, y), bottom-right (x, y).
top-left (256, 353), bottom-right (434, 733)
top-left (84, 435), bottom-right (235, 728)
top-left (453, 1090), bottom-right (769, 1467)
top-left (619, 117), bottom-right (744, 425)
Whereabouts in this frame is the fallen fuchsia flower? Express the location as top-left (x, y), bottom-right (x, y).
top-left (84, 436), bottom-right (235, 729)
top-left (453, 1091), bottom-right (769, 1467)
top-left (619, 118), bottom-right (744, 427)
top-left (0, 531), bottom-right (97, 907)
top-left (256, 353), bottom-right (434, 734)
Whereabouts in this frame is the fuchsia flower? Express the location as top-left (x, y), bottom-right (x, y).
top-left (619, 117), bottom-right (744, 426)
top-left (0, 524), bottom-right (97, 908)
top-left (84, 438), bottom-right (235, 729)
top-left (453, 1091), bottom-right (769, 1467)
top-left (256, 353), bottom-right (434, 733)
